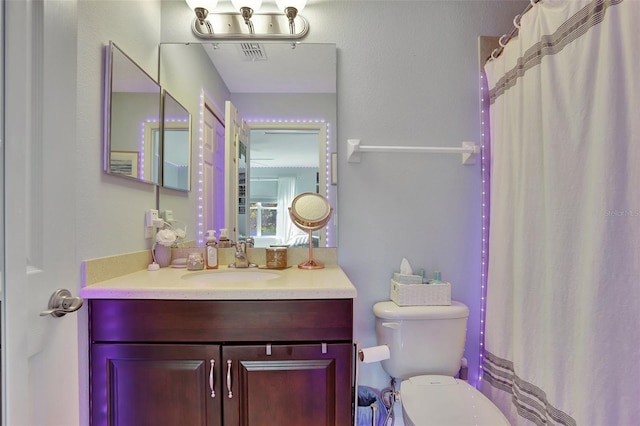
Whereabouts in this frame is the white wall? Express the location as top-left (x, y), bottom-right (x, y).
top-left (76, 0), bottom-right (162, 261)
top-left (158, 42), bottom-right (231, 238)
top-left (74, 1), bottom-right (528, 421)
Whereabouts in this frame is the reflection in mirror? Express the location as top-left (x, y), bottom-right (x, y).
top-left (237, 141), bottom-right (248, 239)
top-left (157, 42), bottom-right (337, 247)
top-left (248, 122), bottom-right (328, 248)
top-left (104, 41), bottom-right (161, 184)
top-left (162, 91), bottom-right (192, 191)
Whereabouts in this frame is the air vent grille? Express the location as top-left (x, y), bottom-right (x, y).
top-left (238, 43), bottom-right (267, 61)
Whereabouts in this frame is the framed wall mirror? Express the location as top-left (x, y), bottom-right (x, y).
top-left (103, 41), bottom-right (161, 185)
top-left (158, 42), bottom-right (337, 247)
top-left (162, 90), bottom-right (191, 191)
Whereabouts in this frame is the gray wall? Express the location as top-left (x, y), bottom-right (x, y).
top-left (76, 1), bottom-right (527, 418)
top-left (77, 0), bottom-right (161, 259)
top-left (158, 42), bottom-right (231, 236)
top-left (160, 0), bottom-right (525, 389)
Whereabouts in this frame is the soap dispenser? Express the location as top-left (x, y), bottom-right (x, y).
top-left (205, 230), bottom-right (218, 269)
top-left (218, 228), bottom-right (231, 248)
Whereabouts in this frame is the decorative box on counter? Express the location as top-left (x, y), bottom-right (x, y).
top-left (390, 279), bottom-right (451, 306)
top-left (392, 272), bottom-right (423, 284)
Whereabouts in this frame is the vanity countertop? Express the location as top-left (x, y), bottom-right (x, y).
top-left (80, 264), bottom-right (357, 300)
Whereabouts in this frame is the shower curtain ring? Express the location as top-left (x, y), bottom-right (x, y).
top-left (499, 35), bottom-right (509, 48)
top-left (490, 48), bottom-right (499, 60)
top-left (513, 14), bottom-right (521, 29)
top-left (529, 0), bottom-right (538, 7)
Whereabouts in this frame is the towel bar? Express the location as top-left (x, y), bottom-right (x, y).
top-left (347, 139), bottom-right (479, 165)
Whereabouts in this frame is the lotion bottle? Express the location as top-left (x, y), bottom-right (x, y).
top-left (428, 271), bottom-right (444, 284)
top-left (205, 230), bottom-right (218, 269)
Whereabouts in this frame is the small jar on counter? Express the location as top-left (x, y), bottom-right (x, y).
top-left (187, 252), bottom-right (205, 271)
top-left (266, 246), bottom-right (288, 269)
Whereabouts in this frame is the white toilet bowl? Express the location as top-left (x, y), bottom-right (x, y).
top-left (373, 301), bottom-right (509, 425)
top-left (400, 375), bottom-right (509, 426)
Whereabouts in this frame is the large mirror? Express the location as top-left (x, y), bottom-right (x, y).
top-left (104, 41), bottom-right (161, 184)
top-left (162, 90), bottom-right (191, 191)
top-left (158, 42), bottom-right (337, 247)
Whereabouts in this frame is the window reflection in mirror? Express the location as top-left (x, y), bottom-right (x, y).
top-left (248, 122), bottom-right (327, 248)
top-left (162, 91), bottom-right (191, 191)
top-left (104, 41), bottom-right (161, 184)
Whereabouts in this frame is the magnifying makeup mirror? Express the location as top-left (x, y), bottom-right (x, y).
top-left (289, 192), bottom-right (333, 269)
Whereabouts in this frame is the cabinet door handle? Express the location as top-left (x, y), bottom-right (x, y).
top-left (209, 360), bottom-right (215, 398)
top-left (226, 360), bottom-right (233, 398)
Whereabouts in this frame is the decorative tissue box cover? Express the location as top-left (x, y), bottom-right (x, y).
top-left (392, 273), bottom-right (423, 284)
top-left (390, 279), bottom-right (451, 306)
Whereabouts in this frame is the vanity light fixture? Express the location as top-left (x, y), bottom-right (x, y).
top-left (185, 0), bottom-right (218, 34)
top-left (231, 0), bottom-right (262, 34)
top-left (276, 0), bottom-right (306, 34)
top-left (185, 0), bottom-right (309, 40)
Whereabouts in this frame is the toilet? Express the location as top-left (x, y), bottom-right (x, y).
top-left (373, 301), bottom-right (509, 426)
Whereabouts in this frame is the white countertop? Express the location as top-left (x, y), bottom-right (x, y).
top-left (80, 264), bottom-right (357, 300)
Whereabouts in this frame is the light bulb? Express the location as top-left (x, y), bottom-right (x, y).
top-left (185, 0), bottom-right (218, 12)
top-left (276, 0), bottom-right (306, 14)
top-left (231, 0), bottom-right (262, 12)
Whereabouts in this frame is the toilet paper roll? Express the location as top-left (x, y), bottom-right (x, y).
top-left (358, 345), bottom-right (390, 363)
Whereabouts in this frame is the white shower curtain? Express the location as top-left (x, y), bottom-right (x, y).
top-left (483, 1), bottom-right (640, 424)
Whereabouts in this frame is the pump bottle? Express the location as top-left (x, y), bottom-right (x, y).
top-left (205, 230), bottom-right (218, 269)
top-left (218, 228), bottom-right (231, 248)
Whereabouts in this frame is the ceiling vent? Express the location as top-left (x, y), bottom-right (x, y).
top-left (238, 43), bottom-right (267, 61)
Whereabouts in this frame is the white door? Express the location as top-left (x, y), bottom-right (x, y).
top-left (203, 99), bottom-right (226, 241)
top-left (3, 1), bottom-right (80, 425)
top-left (224, 101), bottom-right (250, 243)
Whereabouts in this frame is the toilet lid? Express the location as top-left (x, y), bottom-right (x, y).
top-left (400, 375), bottom-right (509, 426)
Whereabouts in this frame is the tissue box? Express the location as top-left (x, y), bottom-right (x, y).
top-left (392, 272), bottom-right (423, 284)
top-left (390, 279), bottom-right (451, 306)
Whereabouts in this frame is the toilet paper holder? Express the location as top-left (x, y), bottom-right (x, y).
top-left (358, 344), bottom-right (390, 363)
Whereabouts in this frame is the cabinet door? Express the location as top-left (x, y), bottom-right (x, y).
top-left (222, 343), bottom-right (352, 426)
top-left (91, 344), bottom-right (221, 426)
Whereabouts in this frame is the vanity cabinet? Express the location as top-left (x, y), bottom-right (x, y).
top-left (89, 299), bottom-right (353, 426)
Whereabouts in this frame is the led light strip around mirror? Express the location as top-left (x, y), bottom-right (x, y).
top-left (194, 91), bottom-right (335, 247)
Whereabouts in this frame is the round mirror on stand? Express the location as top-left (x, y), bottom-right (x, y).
top-left (289, 192), bottom-right (333, 269)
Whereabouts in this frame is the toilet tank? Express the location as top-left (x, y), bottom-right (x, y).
top-left (373, 301), bottom-right (469, 380)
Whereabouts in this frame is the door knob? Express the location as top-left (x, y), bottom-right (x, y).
top-left (40, 288), bottom-right (84, 317)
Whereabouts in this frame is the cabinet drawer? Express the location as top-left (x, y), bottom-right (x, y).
top-left (90, 299), bottom-right (353, 343)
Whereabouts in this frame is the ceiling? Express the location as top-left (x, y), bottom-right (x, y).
top-left (250, 129), bottom-right (320, 169)
top-left (200, 42), bottom-right (334, 168)
top-left (203, 42), bottom-right (336, 94)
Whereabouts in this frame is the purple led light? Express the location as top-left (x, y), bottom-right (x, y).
top-left (197, 91), bottom-right (205, 246)
top-left (140, 119), bottom-right (160, 180)
top-left (478, 70), bottom-right (492, 386)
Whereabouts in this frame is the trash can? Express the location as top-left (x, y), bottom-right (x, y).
top-left (357, 386), bottom-right (388, 426)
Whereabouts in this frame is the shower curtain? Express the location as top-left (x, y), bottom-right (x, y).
top-left (482, 1), bottom-right (640, 424)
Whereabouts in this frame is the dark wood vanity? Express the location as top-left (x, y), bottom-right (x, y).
top-left (89, 298), bottom-right (354, 426)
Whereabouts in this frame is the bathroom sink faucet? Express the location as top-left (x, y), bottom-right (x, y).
top-left (234, 241), bottom-right (250, 268)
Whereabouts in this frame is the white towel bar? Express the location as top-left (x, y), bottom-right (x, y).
top-left (346, 139), bottom-right (480, 165)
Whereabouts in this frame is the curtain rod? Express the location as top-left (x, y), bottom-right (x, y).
top-left (487, 0), bottom-right (540, 62)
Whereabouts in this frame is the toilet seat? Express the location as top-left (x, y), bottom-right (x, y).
top-left (400, 375), bottom-right (509, 426)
